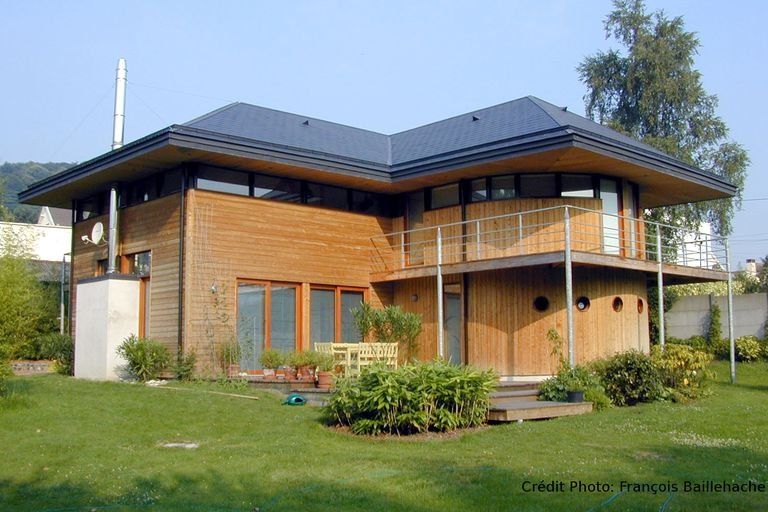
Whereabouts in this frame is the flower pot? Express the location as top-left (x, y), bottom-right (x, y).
top-left (262, 368), bottom-right (275, 378)
top-left (566, 390), bottom-right (584, 403)
top-left (316, 371), bottom-right (334, 390)
top-left (226, 364), bottom-right (240, 378)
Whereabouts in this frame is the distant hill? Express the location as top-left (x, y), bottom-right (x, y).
top-left (0, 162), bottom-right (73, 222)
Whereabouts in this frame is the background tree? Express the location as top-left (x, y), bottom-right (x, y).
top-left (578, 0), bottom-right (748, 236)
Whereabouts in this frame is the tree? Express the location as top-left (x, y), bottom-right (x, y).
top-left (578, 0), bottom-right (748, 236)
top-left (0, 179), bottom-right (13, 222)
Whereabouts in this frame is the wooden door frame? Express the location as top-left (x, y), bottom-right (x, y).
top-left (235, 279), bottom-right (301, 352)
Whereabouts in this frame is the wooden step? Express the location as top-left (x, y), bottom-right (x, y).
top-left (488, 400), bottom-right (593, 422)
top-left (494, 381), bottom-right (541, 392)
top-left (490, 389), bottom-right (540, 403)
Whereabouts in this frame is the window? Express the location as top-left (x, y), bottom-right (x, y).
top-left (310, 286), bottom-right (366, 345)
top-left (96, 259), bottom-right (108, 276)
top-left (123, 251), bottom-right (151, 277)
top-left (600, 179), bottom-right (621, 255)
top-left (519, 174), bottom-right (556, 198)
top-left (561, 175), bottom-right (594, 198)
top-left (350, 190), bottom-right (390, 216)
top-left (252, 174), bottom-right (302, 203)
top-left (126, 177), bottom-right (158, 206)
top-left (197, 167), bottom-right (249, 196)
top-left (76, 194), bottom-right (106, 221)
top-left (306, 182), bottom-right (349, 210)
top-left (491, 175), bottom-right (516, 200)
top-left (159, 169), bottom-right (183, 196)
top-left (122, 251), bottom-right (152, 337)
top-left (236, 281), bottom-right (300, 370)
top-left (429, 183), bottom-right (460, 209)
top-left (468, 178), bottom-right (488, 203)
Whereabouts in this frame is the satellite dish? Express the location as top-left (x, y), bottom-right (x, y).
top-left (91, 222), bottom-right (105, 244)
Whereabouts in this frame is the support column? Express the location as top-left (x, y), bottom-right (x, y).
top-left (656, 227), bottom-right (665, 351)
top-left (564, 207), bottom-right (574, 366)
top-left (726, 239), bottom-right (736, 383)
top-left (107, 185), bottom-right (119, 274)
top-left (436, 227), bottom-right (444, 359)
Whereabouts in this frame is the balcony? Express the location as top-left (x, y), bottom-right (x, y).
top-left (370, 205), bottom-right (730, 283)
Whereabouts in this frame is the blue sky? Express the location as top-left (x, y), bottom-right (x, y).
top-left (1, 0), bottom-right (765, 264)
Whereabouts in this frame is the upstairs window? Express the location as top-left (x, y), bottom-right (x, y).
top-left (561, 175), bottom-right (595, 198)
top-left (429, 183), bottom-right (460, 209)
top-left (197, 167), bottom-right (249, 196)
top-left (490, 175), bottom-right (516, 200)
top-left (519, 174), bottom-right (556, 198)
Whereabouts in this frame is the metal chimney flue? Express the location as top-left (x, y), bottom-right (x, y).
top-left (111, 58), bottom-right (127, 150)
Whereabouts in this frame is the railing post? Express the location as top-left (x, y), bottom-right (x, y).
top-left (518, 213), bottom-right (523, 242)
top-left (400, 233), bottom-right (406, 270)
top-left (682, 239), bottom-right (688, 266)
top-left (656, 227), bottom-right (665, 351)
top-left (726, 239), bottom-right (736, 383)
top-left (475, 220), bottom-right (481, 259)
top-left (436, 227), bottom-right (444, 359)
top-left (564, 207), bottom-right (575, 367)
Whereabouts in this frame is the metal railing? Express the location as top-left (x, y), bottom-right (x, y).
top-left (370, 205), bottom-right (728, 274)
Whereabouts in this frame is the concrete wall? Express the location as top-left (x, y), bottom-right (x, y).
top-left (74, 275), bottom-right (140, 380)
top-left (666, 293), bottom-right (768, 340)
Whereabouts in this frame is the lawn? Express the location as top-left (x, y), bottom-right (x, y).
top-left (1, 362), bottom-right (766, 512)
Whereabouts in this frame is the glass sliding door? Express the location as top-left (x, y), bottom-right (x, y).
top-left (311, 288), bottom-right (335, 347)
top-left (237, 282), bottom-right (266, 371)
top-left (600, 179), bottom-right (621, 255)
top-left (340, 290), bottom-right (364, 342)
top-left (443, 285), bottom-right (462, 364)
top-left (270, 285), bottom-right (297, 353)
top-left (625, 186), bottom-right (638, 257)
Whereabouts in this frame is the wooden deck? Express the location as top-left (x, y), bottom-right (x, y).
top-left (370, 250), bottom-right (727, 285)
top-left (487, 381), bottom-right (593, 422)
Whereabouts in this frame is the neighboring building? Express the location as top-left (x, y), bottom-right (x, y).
top-left (20, 96), bottom-right (735, 379)
top-left (0, 207), bottom-right (71, 280)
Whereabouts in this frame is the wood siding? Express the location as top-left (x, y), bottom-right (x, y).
top-left (71, 194), bottom-right (181, 354)
top-left (183, 190), bottom-right (393, 371)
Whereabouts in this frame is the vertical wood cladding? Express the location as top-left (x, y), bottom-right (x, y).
top-left (183, 190), bottom-right (394, 371)
top-left (393, 266), bottom-right (649, 376)
top-left (70, 194), bottom-right (181, 354)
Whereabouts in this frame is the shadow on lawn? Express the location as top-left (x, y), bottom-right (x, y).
top-left (1, 440), bottom-right (766, 511)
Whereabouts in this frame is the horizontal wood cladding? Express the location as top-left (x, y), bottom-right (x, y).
top-left (392, 266), bottom-right (649, 376)
top-left (70, 194), bottom-right (181, 353)
top-left (183, 190), bottom-right (394, 371)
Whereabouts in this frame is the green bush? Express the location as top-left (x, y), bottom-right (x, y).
top-left (539, 365), bottom-right (611, 410)
top-left (218, 341), bottom-right (241, 369)
top-left (36, 333), bottom-right (74, 375)
top-left (651, 344), bottom-right (712, 400)
top-left (594, 351), bottom-right (663, 406)
top-left (352, 303), bottom-right (422, 361)
top-left (174, 350), bottom-right (197, 381)
top-left (259, 349), bottom-right (284, 369)
top-left (116, 335), bottom-right (170, 382)
top-left (666, 334), bottom-right (710, 354)
top-left (735, 336), bottom-right (762, 362)
top-left (707, 303), bottom-right (722, 346)
top-left (0, 345), bottom-right (12, 398)
top-left (324, 360), bottom-right (496, 435)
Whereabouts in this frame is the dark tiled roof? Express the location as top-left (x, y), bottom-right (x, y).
top-left (185, 103), bottom-right (391, 165)
top-left (47, 207), bottom-right (72, 227)
top-left (183, 96), bottom-right (672, 168)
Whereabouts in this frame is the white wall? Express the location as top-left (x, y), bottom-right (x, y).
top-left (0, 221), bottom-right (71, 261)
top-left (666, 293), bottom-right (768, 340)
top-left (74, 276), bottom-right (140, 380)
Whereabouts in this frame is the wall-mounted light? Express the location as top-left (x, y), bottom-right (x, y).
top-left (211, 284), bottom-right (217, 294)
top-left (410, 294), bottom-right (419, 302)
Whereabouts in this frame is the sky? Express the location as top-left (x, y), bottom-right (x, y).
top-left (1, 0), bottom-right (766, 265)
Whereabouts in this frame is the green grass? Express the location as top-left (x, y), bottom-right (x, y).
top-left (1, 362), bottom-right (767, 511)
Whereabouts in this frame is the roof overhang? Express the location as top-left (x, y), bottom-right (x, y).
top-left (20, 124), bottom-right (736, 209)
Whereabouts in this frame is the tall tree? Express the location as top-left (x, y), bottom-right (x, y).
top-left (578, 0), bottom-right (748, 236)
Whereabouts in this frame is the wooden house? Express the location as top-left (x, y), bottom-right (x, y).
top-left (20, 96), bottom-right (735, 379)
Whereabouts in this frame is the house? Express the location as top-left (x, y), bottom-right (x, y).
top-left (19, 96), bottom-right (735, 380)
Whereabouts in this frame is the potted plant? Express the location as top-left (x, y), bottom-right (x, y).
top-left (566, 389), bottom-right (585, 403)
top-left (291, 350), bottom-right (318, 380)
top-left (259, 349), bottom-right (284, 379)
top-left (219, 341), bottom-right (242, 378)
top-left (315, 352), bottom-right (336, 390)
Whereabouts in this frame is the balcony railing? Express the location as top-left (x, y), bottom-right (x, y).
top-left (370, 205), bottom-right (728, 275)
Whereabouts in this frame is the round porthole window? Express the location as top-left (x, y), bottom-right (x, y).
top-left (576, 296), bottom-right (590, 312)
top-left (637, 298), bottom-right (644, 314)
top-left (533, 296), bottom-right (550, 312)
top-left (612, 297), bottom-right (624, 312)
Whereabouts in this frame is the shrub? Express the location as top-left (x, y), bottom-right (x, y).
top-left (0, 345), bottom-right (12, 398)
top-left (594, 351), bottom-right (663, 406)
top-left (29, 333), bottom-right (73, 375)
top-left (315, 352), bottom-right (336, 372)
top-left (707, 303), bottom-right (722, 346)
top-left (667, 335), bottom-right (710, 354)
top-left (539, 365), bottom-right (611, 410)
top-left (735, 336), bottom-right (762, 362)
top-left (174, 350), bottom-right (197, 381)
top-left (116, 335), bottom-right (171, 382)
top-left (218, 341), bottom-right (241, 369)
top-left (651, 344), bottom-right (712, 400)
top-left (352, 303), bottom-right (422, 361)
top-left (259, 349), bottom-right (284, 369)
top-left (324, 360), bottom-right (496, 435)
